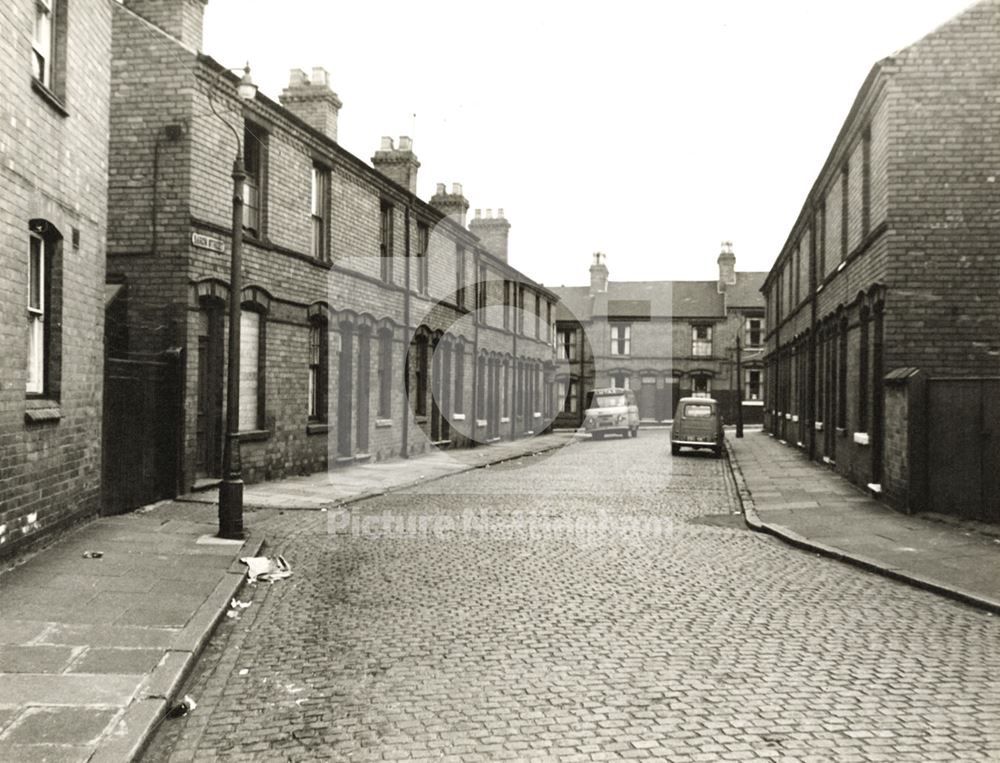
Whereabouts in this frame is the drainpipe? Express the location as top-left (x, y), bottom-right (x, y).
top-left (511, 279), bottom-right (519, 440)
top-left (472, 249), bottom-right (481, 446)
top-left (808, 214), bottom-right (819, 460)
top-left (401, 202), bottom-right (411, 458)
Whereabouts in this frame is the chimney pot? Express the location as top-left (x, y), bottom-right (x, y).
top-left (380, 136), bottom-right (394, 150)
top-left (311, 66), bottom-right (328, 86)
top-left (589, 252), bottom-right (609, 296)
top-left (498, 208), bottom-right (504, 218)
top-left (436, 183), bottom-right (446, 195)
top-left (398, 135), bottom-right (413, 151)
top-left (475, 209), bottom-right (482, 219)
top-left (452, 182), bottom-right (462, 195)
top-left (486, 208), bottom-right (493, 219)
top-left (279, 66), bottom-right (342, 143)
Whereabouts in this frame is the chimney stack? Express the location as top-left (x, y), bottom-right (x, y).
top-left (371, 136), bottom-right (420, 194)
top-left (278, 67), bottom-right (343, 143)
top-left (589, 252), bottom-right (609, 296)
top-left (468, 207), bottom-right (511, 263)
top-left (717, 240), bottom-right (737, 293)
top-left (123, 0), bottom-right (207, 52)
top-left (430, 182), bottom-right (470, 227)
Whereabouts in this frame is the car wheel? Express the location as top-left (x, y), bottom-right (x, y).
top-left (593, 432), bottom-right (604, 441)
top-left (713, 446), bottom-right (722, 458)
top-left (671, 444), bottom-right (680, 456)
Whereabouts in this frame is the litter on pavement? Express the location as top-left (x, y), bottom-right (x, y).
top-left (230, 598), bottom-right (252, 609)
top-left (240, 555), bottom-right (293, 583)
top-left (81, 551), bottom-right (104, 559)
top-left (167, 695), bottom-right (197, 718)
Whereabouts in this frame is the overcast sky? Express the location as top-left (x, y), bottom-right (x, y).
top-left (203, 0), bottom-right (974, 287)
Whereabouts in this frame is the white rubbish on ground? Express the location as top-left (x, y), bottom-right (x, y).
top-left (230, 598), bottom-right (252, 609)
top-left (240, 555), bottom-right (292, 583)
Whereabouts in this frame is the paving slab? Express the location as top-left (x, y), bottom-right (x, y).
top-left (727, 430), bottom-right (1000, 612)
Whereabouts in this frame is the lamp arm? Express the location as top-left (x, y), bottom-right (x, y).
top-left (206, 73), bottom-right (243, 155)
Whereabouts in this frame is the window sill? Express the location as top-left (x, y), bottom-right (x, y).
top-left (742, 400), bottom-right (764, 407)
top-left (306, 422), bottom-right (329, 435)
top-left (476, 419), bottom-right (488, 428)
top-left (415, 415), bottom-right (428, 424)
top-left (853, 432), bottom-right (870, 446)
top-left (31, 78), bottom-right (69, 117)
top-left (452, 412), bottom-right (466, 422)
top-left (354, 453), bottom-right (372, 463)
top-left (836, 427), bottom-right (848, 438)
top-left (25, 398), bottom-right (62, 424)
top-left (500, 416), bottom-right (510, 424)
top-left (375, 418), bottom-right (393, 429)
top-left (815, 421), bottom-right (824, 431)
top-left (238, 428), bottom-right (272, 442)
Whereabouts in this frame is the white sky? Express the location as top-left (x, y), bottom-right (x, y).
top-left (203, 0), bottom-right (974, 287)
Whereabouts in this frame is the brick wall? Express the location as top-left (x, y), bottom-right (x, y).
top-left (885, 0), bottom-right (1000, 376)
top-left (108, 5), bottom-right (560, 492)
top-left (0, 0), bottom-right (112, 558)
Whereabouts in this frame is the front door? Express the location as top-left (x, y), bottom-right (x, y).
top-left (196, 304), bottom-right (224, 478)
top-left (639, 376), bottom-right (657, 420)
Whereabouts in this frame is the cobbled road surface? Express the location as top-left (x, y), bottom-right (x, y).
top-left (144, 430), bottom-right (1000, 762)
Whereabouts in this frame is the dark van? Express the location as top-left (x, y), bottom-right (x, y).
top-left (670, 397), bottom-right (724, 457)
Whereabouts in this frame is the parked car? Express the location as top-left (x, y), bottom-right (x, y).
top-left (671, 397), bottom-right (724, 457)
top-left (583, 387), bottom-right (640, 439)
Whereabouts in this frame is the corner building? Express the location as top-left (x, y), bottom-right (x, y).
top-left (106, 0), bottom-right (557, 503)
top-left (761, 0), bottom-right (1000, 522)
top-left (0, 0), bottom-right (112, 557)
top-left (551, 249), bottom-right (766, 430)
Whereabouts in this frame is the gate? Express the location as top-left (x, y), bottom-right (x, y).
top-left (926, 378), bottom-right (1000, 522)
top-left (102, 354), bottom-right (183, 515)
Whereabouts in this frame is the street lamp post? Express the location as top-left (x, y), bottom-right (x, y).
top-left (214, 65), bottom-right (257, 539)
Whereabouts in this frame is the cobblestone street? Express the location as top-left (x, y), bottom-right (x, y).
top-left (144, 430), bottom-right (1000, 762)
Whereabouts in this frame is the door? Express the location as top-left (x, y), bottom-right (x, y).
top-left (639, 376), bottom-right (656, 420)
top-left (196, 304), bottom-right (224, 478)
top-left (338, 327), bottom-right (353, 457)
top-left (356, 329), bottom-right (370, 453)
top-left (103, 355), bottom-right (182, 514)
top-left (927, 379), bottom-right (1000, 522)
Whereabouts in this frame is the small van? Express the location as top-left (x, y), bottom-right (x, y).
top-left (670, 397), bottom-right (724, 457)
top-left (583, 387), bottom-right (640, 440)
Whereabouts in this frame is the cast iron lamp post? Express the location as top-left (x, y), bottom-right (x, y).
top-left (212, 64), bottom-right (257, 539)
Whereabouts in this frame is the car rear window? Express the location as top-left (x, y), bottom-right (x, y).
top-left (683, 404), bottom-right (714, 418)
top-left (594, 394), bottom-right (627, 408)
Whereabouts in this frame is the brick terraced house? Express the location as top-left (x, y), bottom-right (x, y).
top-left (551, 248), bottom-right (766, 430)
top-left (0, 0), bottom-right (113, 557)
top-left (761, 0), bottom-right (1000, 522)
top-left (104, 0), bottom-right (557, 507)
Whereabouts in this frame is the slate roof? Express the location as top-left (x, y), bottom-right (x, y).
top-left (553, 272), bottom-right (766, 323)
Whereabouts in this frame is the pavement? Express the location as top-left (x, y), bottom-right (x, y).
top-left (0, 430), bottom-right (576, 762)
top-left (726, 428), bottom-right (1000, 614)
